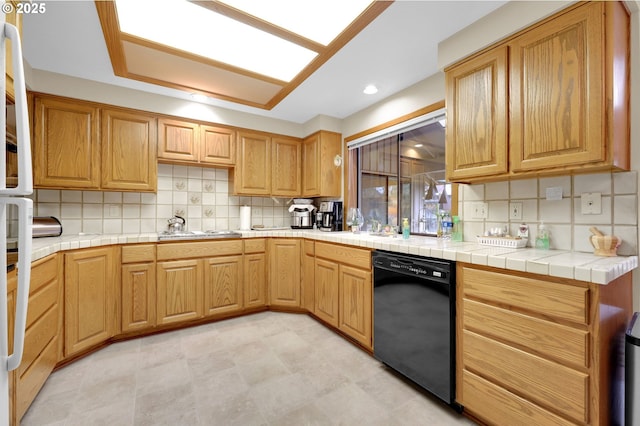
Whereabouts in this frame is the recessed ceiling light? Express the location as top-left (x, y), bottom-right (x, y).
top-left (414, 143), bottom-right (423, 148)
top-left (363, 84), bottom-right (378, 95)
top-left (191, 93), bottom-right (208, 102)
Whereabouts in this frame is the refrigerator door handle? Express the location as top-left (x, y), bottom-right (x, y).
top-left (1, 23), bottom-right (32, 196)
top-left (6, 197), bottom-right (32, 371)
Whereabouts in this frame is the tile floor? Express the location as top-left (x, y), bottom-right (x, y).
top-left (21, 312), bottom-right (477, 426)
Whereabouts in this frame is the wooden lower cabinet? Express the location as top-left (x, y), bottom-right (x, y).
top-left (314, 258), bottom-right (340, 327)
top-left (204, 255), bottom-right (243, 316)
top-left (15, 254), bottom-right (63, 422)
top-left (456, 264), bottom-right (632, 426)
top-left (156, 259), bottom-right (203, 325)
top-left (156, 240), bottom-right (246, 323)
top-left (244, 239), bottom-right (267, 309)
top-left (269, 239), bottom-right (301, 307)
top-left (64, 247), bottom-right (116, 357)
top-left (338, 265), bottom-right (372, 348)
top-left (302, 240), bottom-right (315, 312)
top-left (313, 242), bottom-right (373, 350)
top-left (121, 245), bottom-right (156, 333)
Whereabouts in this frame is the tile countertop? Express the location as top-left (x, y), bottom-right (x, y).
top-left (28, 230), bottom-right (638, 285)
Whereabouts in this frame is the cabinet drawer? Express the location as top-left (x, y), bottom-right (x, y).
top-left (157, 240), bottom-right (243, 260)
top-left (30, 255), bottom-right (58, 292)
top-left (26, 279), bottom-right (58, 328)
top-left (315, 242), bottom-right (370, 270)
top-left (461, 370), bottom-right (576, 426)
top-left (244, 238), bottom-right (266, 254)
top-left (461, 266), bottom-right (589, 324)
top-left (19, 305), bottom-right (58, 378)
top-left (15, 335), bottom-right (58, 420)
top-left (304, 240), bottom-right (314, 256)
top-left (463, 299), bottom-right (589, 368)
top-left (463, 330), bottom-right (588, 423)
top-left (122, 244), bottom-right (156, 263)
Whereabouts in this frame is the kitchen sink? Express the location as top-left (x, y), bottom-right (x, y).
top-left (158, 230), bottom-right (242, 241)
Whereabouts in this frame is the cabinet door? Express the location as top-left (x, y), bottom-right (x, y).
top-left (121, 263), bottom-right (156, 333)
top-left (302, 131), bottom-right (341, 197)
top-left (64, 247), bottom-right (116, 356)
top-left (244, 253), bottom-right (267, 309)
top-left (510, 4), bottom-right (603, 172)
top-left (234, 131), bottom-right (271, 195)
top-left (339, 265), bottom-right (372, 349)
top-left (272, 137), bottom-right (301, 196)
top-left (269, 239), bottom-right (301, 307)
top-left (157, 260), bottom-right (203, 325)
top-left (314, 258), bottom-right (339, 327)
top-left (302, 241), bottom-right (315, 312)
top-left (445, 47), bottom-right (508, 181)
top-left (302, 134), bottom-right (320, 196)
top-left (33, 96), bottom-right (100, 188)
top-left (203, 255), bottom-right (243, 316)
top-left (101, 109), bottom-right (157, 191)
top-left (158, 118), bottom-right (199, 162)
top-left (200, 125), bottom-right (235, 166)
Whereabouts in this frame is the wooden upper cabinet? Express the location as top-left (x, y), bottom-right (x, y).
top-left (158, 118), bottom-right (235, 167)
top-left (445, 46), bottom-right (508, 181)
top-left (101, 109), bottom-right (157, 191)
top-left (302, 130), bottom-right (341, 197)
top-left (272, 136), bottom-right (301, 197)
top-left (158, 118), bottom-right (199, 162)
top-left (445, 1), bottom-right (629, 182)
top-left (33, 96), bottom-right (100, 189)
top-left (33, 94), bottom-right (159, 191)
top-left (200, 125), bottom-right (235, 166)
top-left (510, 2), bottom-right (623, 173)
top-left (233, 131), bottom-right (271, 195)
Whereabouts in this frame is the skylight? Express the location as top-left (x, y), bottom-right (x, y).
top-left (219, 0), bottom-right (374, 46)
top-left (114, 0), bottom-right (373, 82)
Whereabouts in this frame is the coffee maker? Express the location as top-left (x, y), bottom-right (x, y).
top-left (318, 201), bottom-right (343, 232)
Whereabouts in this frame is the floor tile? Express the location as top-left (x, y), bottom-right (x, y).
top-left (20, 312), bottom-right (476, 426)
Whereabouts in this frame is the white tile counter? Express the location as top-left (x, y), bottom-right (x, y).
top-left (28, 229), bottom-right (637, 285)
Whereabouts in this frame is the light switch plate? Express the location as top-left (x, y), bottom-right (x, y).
top-left (581, 192), bottom-right (602, 215)
top-left (509, 202), bottom-right (523, 220)
top-left (471, 202), bottom-right (488, 219)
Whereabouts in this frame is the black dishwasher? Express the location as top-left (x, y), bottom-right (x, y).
top-left (373, 250), bottom-right (456, 406)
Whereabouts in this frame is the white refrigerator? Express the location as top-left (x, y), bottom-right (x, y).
top-left (0, 14), bottom-right (34, 426)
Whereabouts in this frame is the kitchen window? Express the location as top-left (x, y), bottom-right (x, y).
top-left (347, 107), bottom-right (453, 235)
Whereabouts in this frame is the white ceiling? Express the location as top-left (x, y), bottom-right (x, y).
top-left (22, 1), bottom-right (508, 124)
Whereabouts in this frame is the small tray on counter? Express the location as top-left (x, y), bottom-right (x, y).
top-left (477, 236), bottom-right (528, 248)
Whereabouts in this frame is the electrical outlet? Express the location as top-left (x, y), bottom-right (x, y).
top-left (509, 202), bottom-right (523, 220)
top-left (581, 192), bottom-right (602, 215)
top-left (471, 202), bottom-right (488, 219)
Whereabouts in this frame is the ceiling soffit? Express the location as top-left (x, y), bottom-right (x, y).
top-left (95, 0), bottom-right (392, 110)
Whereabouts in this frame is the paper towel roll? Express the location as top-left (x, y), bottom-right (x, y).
top-left (240, 205), bottom-right (251, 230)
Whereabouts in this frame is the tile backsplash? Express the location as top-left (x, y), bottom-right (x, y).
top-left (33, 164), bottom-right (292, 235)
top-left (458, 171), bottom-right (639, 255)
